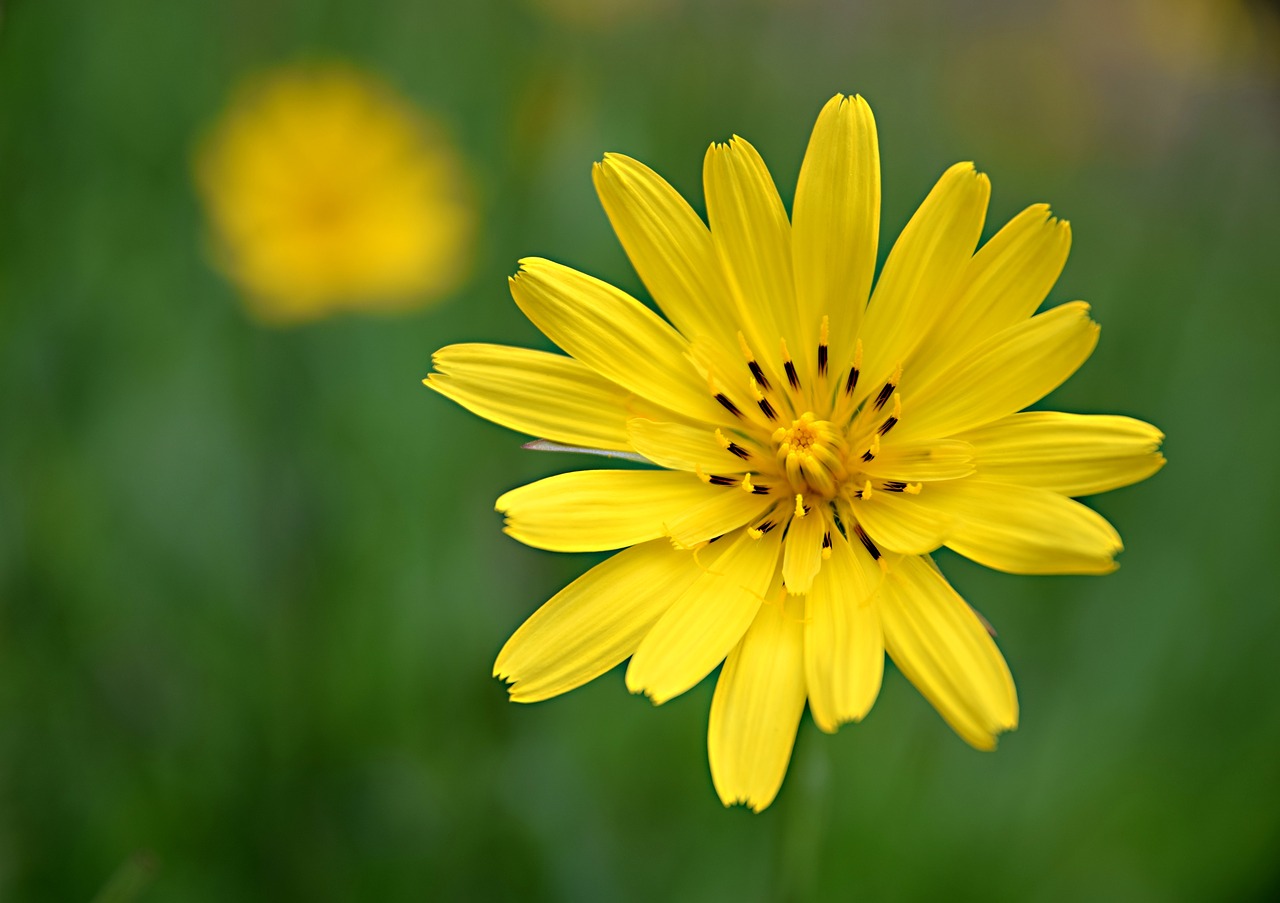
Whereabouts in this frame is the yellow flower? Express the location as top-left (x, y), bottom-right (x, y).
top-left (196, 64), bottom-right (474, 324)
top-left (425, 95), bottom-right (1164, 811)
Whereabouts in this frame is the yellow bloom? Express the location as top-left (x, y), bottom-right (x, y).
top-left (196, 64), bottom-right (474, 324)
top-left (425, 95), bottom-right (1164, 811)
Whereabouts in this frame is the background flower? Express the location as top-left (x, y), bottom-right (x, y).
top-left (196, 64), bottom-right (474, 323)
top-left (0, 0), bottom-right (1277, 899)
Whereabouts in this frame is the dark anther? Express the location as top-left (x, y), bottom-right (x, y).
top-left (822, 531), bottom-right (832, 549)
top-left (751, 485), bottom-right (770, 495)
top-left (882, 481), bottom-right (907, 492)
top-left (873, 381), bottom-right (895, 411)
top-left (707, 474), bottom-right (736, 486)
top-left (757, 396), bottom-right (778, 420)
top-left (784, 360), bottom-right (801, 391)
top-left (757, 520), bottom-right (776, 534)
top-left (727, 442), bottom-right (751, 460)
top-left (844, 366), bottom-right (860, 396)
top-left (748, 361), bottom-right (770, 391)
top-left (817, 344), bottom-right (828, 377)
top-left (853, 525), bottom-right (881, 560)
top-left (877, 416), bottom-right (898, 435)
top-left (715, 393), bottom-right (743, 418)
top-left (860, 449), bottom-right (875, 462)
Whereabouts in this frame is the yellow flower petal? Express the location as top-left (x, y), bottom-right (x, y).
top-left (960, 412), bottom-right (1166, 496)
top-left (708, 593), bottom-right (807, 812)
top-left (792, 94), bottom-right (880, 372)
top-left (895, 301), bottom-right (1100, 442)
top-left (926, 480), bottom-right (1124, 574)
top-left (879, 554), bottom-right (1017, 749)
top-left (626, 418), bottom-right (749, 473)
top-left (858, 439), bottom-right (976, 482)
top-left (855, 162), bottom-right (990, 395)
top-left (496, 470), bottom-right (730, 552)
top-left (495, 540), bottom-right (704, 703)
top-left (425, 343), bottom-right (633, 451)
top-left (852, 490), bottom-right (955, 556)
top-left (509, 258), bottom-right (724, 423)
top-left (781, 503), bottom-right (826, 594)
top-left (703, 137), bottom-right (801, 383)
top-left (805, 531), bottom-right (884, 732)
top-left (664, 488), bottom-right (773, 550)
top-left (592, 154), bottom-right (737, 349)
top-left (905, 204), bottom-right (1071, 391)
top-left (626, 526), bottom-right (782, 704)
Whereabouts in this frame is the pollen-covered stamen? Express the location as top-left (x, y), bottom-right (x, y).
top-left (737, 331), bottom-right (771, 392)
top-left (715, 428), bottom-right (752, 461)
top-left (751, 377), bottom-right (779, 421)
top-left (844, 339), bottom-right (864, 396)
top-left (873, 364), bottom-right (903, 412)
top-left (748, 516), bottom-right (778, 539)
top-left (780, 338), bottom-right (801, 392)
top-left (875, 480), bottom-right (923, 494)
top-left (876, 393), bottom-right (902, 435)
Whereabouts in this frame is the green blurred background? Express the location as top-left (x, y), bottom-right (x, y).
top-left (3, 0), bottom-right (1279, 899)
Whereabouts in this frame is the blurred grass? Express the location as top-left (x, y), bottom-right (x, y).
top-left (2, 0), bottom-right (1279, 899)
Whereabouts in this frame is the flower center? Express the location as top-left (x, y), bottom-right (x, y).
top-left (772, 412), bottom-right (848, 499)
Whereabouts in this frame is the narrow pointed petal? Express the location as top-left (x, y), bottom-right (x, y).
top-left (703, 137), bottom-right (801, 383)
top-left (708, 594), bottom-right (808, 812)
top-left (495, 540), bottom-right (704, 702)
top-left (509, 258), bottom-right (724, 423)
top-left (959, 412), bottom-right (1166, 497)
top-left (879, 554), bottom-right (1018, 749)
top-left (496, 470), bottom-right (732, 552)
top-left (858, 439), bottom-right (976, 482)
top-left (925, 479), bottom-right (1124, 574)
top-left (805, 531), bottom-right (884, 732)
top-left (905, 204), bottom-right (1072, 391)
top-left (626, 418), bottom-right (751, 473)
top-left (425, 343), bottom-right (634, 451)
top-left (855, 162), bottom-right (990, 396)
top-left (792, 94), bottom-right (880, 370)
top-left (781, 506), bottom-right (826, 594)
top-left (593, 154), bottom-right (736, 348)
top-left (626, 526), bottom-right (782, 704)
top-left (895, 301), bottom-right (1100, 442)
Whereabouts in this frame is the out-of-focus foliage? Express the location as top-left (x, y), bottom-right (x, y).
top-left (1, 0), bottom-right (1277, 900)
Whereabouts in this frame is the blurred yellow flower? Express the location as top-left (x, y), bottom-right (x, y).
top-left (425, 95), bottom-right (1164, 811)
top-left (196, 64), bottom-right (474, 324)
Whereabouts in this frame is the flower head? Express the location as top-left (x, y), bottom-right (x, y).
top-left (425, 95), bottom-right (1164, 811)
top-left (196, 64), bottom-right (474, 324)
